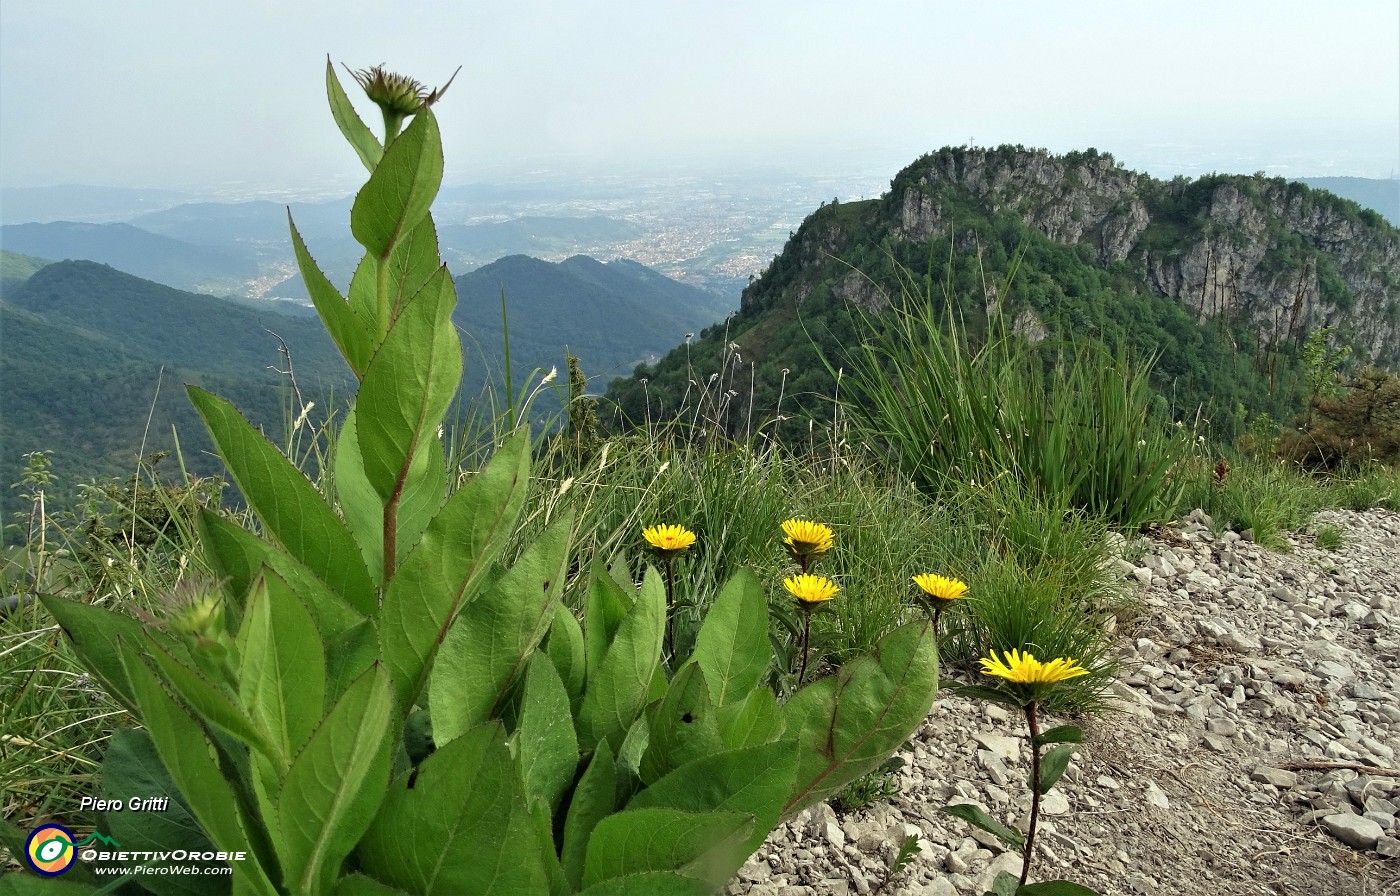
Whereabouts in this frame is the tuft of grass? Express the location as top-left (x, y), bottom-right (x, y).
top-left (1176, 454), bottom-right (1322, 551)
top-left (2, 450), bottom-right (213, 835)
top-left (1314, 523), bottom-right (1344, 551)
top-left (837, 256), bottom-right (1192, 531)
top-left (1337, 464), bottom-right (1400, 512)
top-left (833, 754), bottom-right (906, 814)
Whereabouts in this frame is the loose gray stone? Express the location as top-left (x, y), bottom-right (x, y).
top-left (974, 733), bottom-right (1021, 764)
top-left (1315, 660), bottom-right (1356, 683)
top-left (973, 853), bottom-right (1024, 893)
top-left (913, 879), bottom-right (958, 896)
top-left (1322, 812), bottom-right (1384, 849)
top-left (1145, 781), bottom-right (1170, 809)
top-left (1206, 718), bottom-right (1238, 737)
top-left (1251, 766), bottom-right (1299, 788)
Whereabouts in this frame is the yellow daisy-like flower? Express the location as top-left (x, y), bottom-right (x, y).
top-left (980, 648), bottom-right (1090, 685)
top-left (782, 519), bottom-right (834, 557)
top-left (642, 524), bottom-right (696, 553)
top-left (913, 573), bottom-right (968, 602)
top-left (783, 573), bottom-right (839, 605)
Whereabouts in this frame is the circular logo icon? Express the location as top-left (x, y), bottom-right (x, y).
top-left (25, 824), bottom-right (77, 876)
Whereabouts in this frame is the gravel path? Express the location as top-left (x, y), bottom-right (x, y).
top-left (730, 508), bottom-right (1400, 896)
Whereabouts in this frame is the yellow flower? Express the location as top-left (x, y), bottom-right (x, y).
top-left (913, 573), bottom-right (968, 602)
top-left (782, 518), bottom-right (834, 557)
top-left (783, 573), bottom-right (839, 605)
top-left (980, 648), bottom-right (1089, 685)
top-left (642, 524), bottom-right (696, 553)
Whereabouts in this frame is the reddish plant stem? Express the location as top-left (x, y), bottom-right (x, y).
top-left (797, 609), bottom-right (812, 687)
top-left (1021, 701), bottom-right (1042, 888)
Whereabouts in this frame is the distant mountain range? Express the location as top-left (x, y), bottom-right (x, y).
top-left (0, 184), bottom-right (193, 224)
top-left (1, 222), bottom-right (259, 294)
top-left (1, 251), bottom-right (731, 522)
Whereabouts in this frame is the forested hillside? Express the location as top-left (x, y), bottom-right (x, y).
top-left (1, 261), bottom-right (353, 522)
top-left (453, 254), bottom-right (732, 385)
top-left (606, 147), bottom-right (1400, 441)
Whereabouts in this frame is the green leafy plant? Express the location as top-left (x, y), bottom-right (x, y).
top-left (833, 755), bottom-right (905, 814)
top-left (871, 833), bottom-right (922, 895)
top-left (948, 650), bottom-right (1102, 896)
top-left (35, 61), bottom-right (940, 895)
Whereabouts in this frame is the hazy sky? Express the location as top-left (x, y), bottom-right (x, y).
top-left (1, 0), bottom-right (1397, 194)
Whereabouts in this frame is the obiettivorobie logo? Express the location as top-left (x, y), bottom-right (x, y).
top-left (23, 825), bottom-right (116, 876)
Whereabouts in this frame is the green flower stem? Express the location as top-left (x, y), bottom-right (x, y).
top-left (797, 607), bottom-right (812, 687)
top-left (1021, 701), bottom-right (1042, 888)
top-left (381, 110), bottom-right (407, 147)
top-left (663, 554), bottom-right (676, 662)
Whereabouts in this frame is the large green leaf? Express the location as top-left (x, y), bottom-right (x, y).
top-left (354, 267), bottom-right (460, 507)
top-left (1038, 743), bottom-right (1078, 794)
top-left (335, 406), bottom-right (446, 586)
top-left (516, 654), bottom-right (580, 817)
top-left (188, 387), bottom-right (374, 616)
top-left (546, 604), bottom-right (587, 714)
top-left (574, 873), bottom-right (713, 896)
top-left (1017, 881), bottom-right (1102, 895)
top-left (578, 567), bottom-right (665, 754)
top-left (325, 59), bottom-right (382, 173)
top-left (530, 800), bottom-right (570, 896)
top-left (691, 568), bottom-right (770, 706)
top-left (781, 619), bottom-right (939, 817)
top-left (359, 722), bottom-right (547, 895)
top-left (347, 213), bottom-right (442, 330)
top-left (429, 515), bottom-right (572, 744)
top-left (1034, 724), bottom-right (1083, 747)
top-left (942, 803), bottom-right (1023, 849)
top-left (561, 741), bottom-right (616, 891)
top-left (99, 729), bottom-right (225, 896)
top-left (288, 212), bottom-right (371, 377)
top-left (197, 510), bottom-right (364, 641)
top-left (584, 561), bottom-right (632, 682)
top-left (582, 807), bottom-right (751, 889)
top-left (640, 663), bottom-right (724, 785)
top-left (237, 571), bottom-right (325, 761)
top-left (276, 664), bottom-right (395, 895)
top-left (0, 878), bottom-right (102, 895)
top-left (626, 739), bottom-right (797, 863)
top-left (120, 651), bottom-right (278, 895)
top-left (350, 110), bottom-right (442, 261)
top-left (715, 687), bottom-right (785, 751)
top-left (39, 597), bottom-right (144, 713)
top-left (379, 428), bottom-right (531, 709)
top-left (334, 875), bottom-right (413, 896)
top-left (144, 635), bottom-right (278, 761)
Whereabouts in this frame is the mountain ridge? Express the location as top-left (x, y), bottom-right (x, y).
top-left (606, 146), bottom-right (1400, 440)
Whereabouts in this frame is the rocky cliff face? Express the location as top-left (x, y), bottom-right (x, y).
top-left (879, 146), bottom-right (1400, 365)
